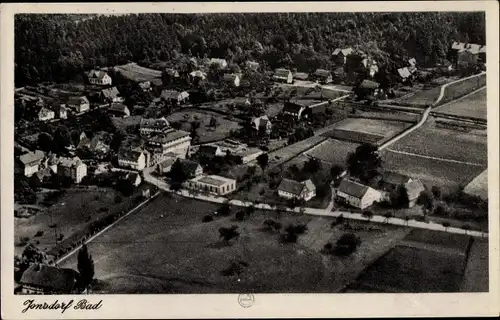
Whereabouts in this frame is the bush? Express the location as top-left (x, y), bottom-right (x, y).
top-left (34, 230), bottom-right (44, 237)
top-left (202, 215), bottom-right (214, 223)
top-left (235, 210), bottom-right (246, 222)
top-left (334, 233), bottom-right (362, 256)
top-left (434, 204), bottom-right (447, 216)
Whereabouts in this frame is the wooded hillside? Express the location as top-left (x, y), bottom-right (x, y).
top-left (15, 12), bottom-right (485, 86)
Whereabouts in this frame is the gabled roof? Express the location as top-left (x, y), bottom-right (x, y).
top-left (88, 70), bottom-right (109, 80)
top-left (67, 96), bottom-right (89, 105)
top-left (147, 129), bottom-right (190, 145)
top-left (466, 43), bottom-right (482, 55)
top-left (101, 87), bottom-right (120, 100)
top-left (253, 115), bottom-right (271, 128)
top-left (337, 179), bottom-right (370, 199)
top-left (409, 58), bottom-right (417, 67)
top-left (359, 79), bottom-right (380, 89)
top-left (164, 68), bottom-right (179, 76)
top-left (234, 97), bottom-right (250, 105)
top-left (479, 45), bottom-right (487, 53)
top-left (274, 68), bottom-right (292, 77)
top-left (404, 179), bottom-right (425, 200)
top-left (20, 264), bottom-right (78, 292)
top-left (223, 73), bottom-right (239, 82)
top-left (303, 179), bottom-right (316, 192)
top-left (198, 145), bottom-right (220, 156)
top-left (140, 117), bottom-right (170, 130)
top-left (382, 171), bottom-right (412, 187)
top-left (397, 67), bottom-right (412, 79)
top-left (178, 159), bottom-right (202, 176)
top-left (19, 150), bottom-right (45, 165)
top-left (108, 103), bottom-right (129, 114)
top-left (333, 48), bottom-right (354, 56)
top-left (294, 72), bottom-right (309, 80)
top-left (314, 69), bottom-right (332, 77)
top-left (58, 156), bottom-right (85, 168)
top-left (161, 90), bottom-right (189, 100)
top-left (246, 61), bottom-right (260, 68)
top-left (278, 178), bottom-right (305, 195)
top-left (451, 42), bottom-right (465, 50)
top-left (38, 107), bottom-right (53, 116)
top-left (33, 167), bottom-right (53, 181)
top-left (283, 102), bottom-right (305, 114)
top-left (189, 70), bottom-right (207, 78)
top-left (210, 58), bottom-right (227, 66)
top-left (118, 149), bottom-right (144, 162)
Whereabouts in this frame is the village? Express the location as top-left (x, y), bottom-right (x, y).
top-left (14, 38), bottom-right (489, 295)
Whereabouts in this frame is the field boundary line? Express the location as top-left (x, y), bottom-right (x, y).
top-left (432, 86), bottom-right (486, 113)
top-left (54, 191), bottom-right (161, 265)
top-left (433, 72), bottom-right (486, 106)
top-left (386, 148), bottom-right (486, 167)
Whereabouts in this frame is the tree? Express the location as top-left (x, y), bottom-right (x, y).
top-left (390, 184), bottom-right (410, 209)
top-left (168, 159), bottom-right (188, 190)
top-left (217, 200), bottom-right (231, 216)
top-left (334, 233), bottom-right (362, 256)
top-left (417, 190), bottom-right (434, 216)
top-left (362, 210), bottom-right (373, 222)
top-left (442, 221), bottom-right (451, 231)
top-left (209, 116), bottom-right (218, 129)
top-left (303, 158), bottom-right (322, 175)
top-left (346, 143), bottom-right (382, 183)
top-left (37, 132), bottom-right (54, 152)
top-left (431, 186), bottom-right (442, 199)
top-left (404, 215), bottom-right (410, 226)
top-left (219, 226), bottom-right (240, 244)
top-left (330, 165), bottom-right (344, 180)
top-left (256, 153), bottom-right (269, 171)
top-left (235, 210), bottom-right (246, 222)
top-left (245, 204), bottom-right (256, 217)
top-left (77, 244), bottom-right (95, 290)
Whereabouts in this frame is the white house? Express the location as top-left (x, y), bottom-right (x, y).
top-left (87, 70), bottom-right (112, 86)
top-left (336, 179), bottom-right (382, 209)
top-left (58, 156), bottom-right (87, 183)
top-left (273, 68), bottom-right (293, 84)
top-left (223, 73), bottom-right (241, 87)
top-left (38, 107), bottom-right (55, 121)
top-left (161, 90), bottom-right (189, 104)
top-left (245, 61), bottom-right (260, 71)
top-left (100, 87), bottom-right (123, 103)
top-left (67, 96), bottom-right (90, 113)
top-left (185, 174), bottom-right (237, 195)
top-left (118, 149), bottom-right (147, 171)
top-left (107, 103), bottom-right (130, 118)
top-left (277, 178), bottom-right (316, 202)
top-left (252, 115), bottom-right (272, 134)
top-left (233, 97), bottom-right (251, 108)
top-left (147, 128), bottom-right (192, 158)
top-left (209, 58), bottom-right (228, 69)
top-left (53, 104), bottom-right (68, 119)
top-left (17, 150), bottom-right (45, 177)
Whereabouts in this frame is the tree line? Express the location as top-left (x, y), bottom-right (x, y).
top-left (15, 12), bottom-right (485, 86)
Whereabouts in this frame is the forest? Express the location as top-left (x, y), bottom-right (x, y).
top-left (15, 12), bottom-right (485, 86)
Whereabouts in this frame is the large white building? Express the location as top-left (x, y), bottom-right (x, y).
top-left (118, 149), bottom-right (147, 171)
top-left (277, 178), bottom-right (316, 202)
top-left (17, 150), bottom-right (46, 177)
top-left (87, 70), bottom-right (112, 86)
top-left (184, 174), bottom-right (237, 196)
top-left (147, 128), bottom-right (192, 159)
top-left (139, 117), bottom-right (170, 136)
top-left (336, 179), bottom-right (382, 209)
top-left (58, 156), bottom-right (87, 183)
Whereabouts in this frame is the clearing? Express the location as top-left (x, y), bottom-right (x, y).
top-left (433, 87), bottom-right (487, 121)
top-left (167, 110), bottom-right (242, 144)
top-left (60, 193), bottom-right (408, 293)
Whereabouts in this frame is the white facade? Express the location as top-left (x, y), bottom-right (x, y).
top-left (69, 103), bottom-right (90, 113)
top-left (185, 175), bottom-right (237, 195)
top-left (118, 152), bottom-right (146, 171)
top-left (278, 188), bottom-right (315, 201)
top-left (148, 135), bottom-right (192, 157)
top-left (58, 159), bottom-right (87, 183)
top-left (336, 187), bottom-right (382, 209)
top-left (23, 163), bottom-right (40, 177)
top-left (38, 109), bottom-right (55, 121)
top-left (89, 73), bottom-right (112, 85)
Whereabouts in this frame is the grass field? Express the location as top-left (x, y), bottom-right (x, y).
top-left (463, 169), bottom-right (488, 200)
top-left (389, 120), bottom-right (487, 165)
top-left (433, 88), bottom-right (486, 121)
top-left (438, 74), bottom-right (486, 106)
top-left (15, 188), bottom-right (120, 256)
top-left (397, 86), bottom-right (441, 107)
top-left (460, 238), bottom-right (489, 292)
top-left (167, 110), bottom-right (242, 143)
top-left (60, 193), bottom-right (409, 293)
top-left (346, 228), bottom-right (472, 293)
top-left (381, 150), bottom-right (486, 192)
top-left (305, 138), bottom-right (359, 166)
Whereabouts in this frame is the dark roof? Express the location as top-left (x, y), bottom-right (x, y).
top-left (140, 117), bottom-right (170, 130)
top-left (88, 70), bottom-right (109, 80)
top-left (314, 69), bottom-right (332, 77)
top-left (101, 87), bottom-right (120, 100)
top-left (161, 90), bottom-right (188, 100)
top-left (108, 103), bottom-right (129, 114)
top-left (234, 97), bottom-right (250, 105)
top-left (278, 179), bottom-right (305, 195)
top-left (20, 264), bottom-right (78, 292)
top-left (337, 179), bottom-right (369, 198)
top-left (67, 96), bottom-right (89, 105)
top-left (148, 129), bottom-right (190, 145)
top-left (118, 149), bottom-right (144, 162)
top-left (151, 78), bottom-right (163, 86)
top-left (360, 79), bottom-right (380, 89)
top-left (382, 172), bottom-right (412, 187)
top-left (282, 102), bottom-right (304, 115)
top-left (198, 145), bottom-right (219, 156)
top-left (178, 159), bottom-right (201, 176)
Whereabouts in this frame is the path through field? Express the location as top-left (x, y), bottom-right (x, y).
top-left (386, 149), bottom-right (485, 167)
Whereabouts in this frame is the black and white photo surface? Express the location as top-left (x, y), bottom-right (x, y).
top-left (2, 2), bottom-right (499, 319)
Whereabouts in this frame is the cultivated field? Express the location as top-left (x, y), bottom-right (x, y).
top-left (438, 73), bottom-right (486, 106)
top-left (305, 138), bottom-right (359, 166)
top-left (321, 118), bottom-right (411, 145)
top-left (464, 169), bottom-right (488, 200)
top-left (15, 188), bottom-right (120, 256)
top-left (460, 238), bottom-right (489, 292)
top-left (114, 63), bottom-right (162, 83)
top-left (267, 136), bottom-right (327, 168)
top-left (167, 110), bottom-right (242, 143)
top-left (389, 120), bottom-right (487, 165)
top-left (433, 87), bottom-right (487, 121)
top-left (60, 194), bottom-right (409, 293)
top-left (346, 229), bottom-right (474, 293)
top-left (397, 86), bottom-right (441, 107)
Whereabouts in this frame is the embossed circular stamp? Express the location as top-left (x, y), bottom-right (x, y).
top-left (238, 293), bottom-right (255, 308)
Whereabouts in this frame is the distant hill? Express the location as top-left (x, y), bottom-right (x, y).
top-left (15, 12), bottom-right (485, 86)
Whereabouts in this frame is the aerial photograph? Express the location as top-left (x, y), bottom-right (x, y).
top-left (13, 12), bottom-right (488, 294)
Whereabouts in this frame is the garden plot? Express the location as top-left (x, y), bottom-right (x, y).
top-left (321, 118), bottom-right (411, 145)
top-left (433, 87), bottom-right (487, 121)
top-left (305, 138), bottom-right (359, 166)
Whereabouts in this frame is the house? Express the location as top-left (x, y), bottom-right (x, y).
top-left (58, 156), bottom-right (87, 183)
top-left (354, 79), bottom-right (380, 99)
top-left (45, 153), bottom-right (59, 174)
top-left (146, 128), bottom-right (192, 158)
top-left (87, 70), bottom-right (112, 86)
top-left (397, 67), bottom-right (413, 82)
top-left (118, 149), bottom-right (147, 171)
top-left (175, 158), bottom-right (204, 178)
top-left (404, 179), bottom-right (426, 208)
top-left (209, 58), bottom-right (228, 69)
top-left (107, 103), bottom-right (130, 118)
top-left (198, 145), bottom-right (223, 159)
top-left (164, 68), bottom-right (180, 78)
top-left (294, 72), bottom-right (309, 81)
top-left (332, 48), bottom-right (354, 65)
top-left (78, 132), bottom-right (111, 158)
top-left (223, 73), bottom-right (241, 87)
top-left (314, 69), bottom-right (333, 84)
top-left (282, 101), bottom-right (306, 120)
top-left (161, 90), bottom-right (189, 104)
top-left (138, 81), bottom-right (152, 92)
top-left (157, 156), bottom-right (178, 174)
top-left (273, 68), bottom-right (293, 84)
top-left (245, 61), bottom-right (260, 71)
top-left (67, 96), bottom-right (90, 113)
top-left (252, 115), bottom-right (272, 134)
top-left (52, 104), bottom-right (68, 119)
top-left (140, 117), bottom-right (170, 136)
top-left (185, 174), bottom-right (237, 195)
top-left (30, 167), bottom-right (53, 185)
top-left (19, 264), bottom-right (79, 294)
top-left (100, 87), bottom-right (123, 103)
top-left (409, 58), bottom-right (417, 68)
top-left (17, 150), bottom-right (45, 177)
top-left (233, 97), bottom-right (251, 108)
top-left (336, 179), bottom-right (383, 209)
top-left (38, 107), bottom-right (55, 121)
top-left (189, 70), bottom-right (207, 81)
top-left (121, 172), bottom-right (142, 187)
top-left (277, 178), bottom-right (316, 202)
top-left (457, 48), bottom-right (479, 68)
top-left (379, 171), bottom-right (413, 191)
